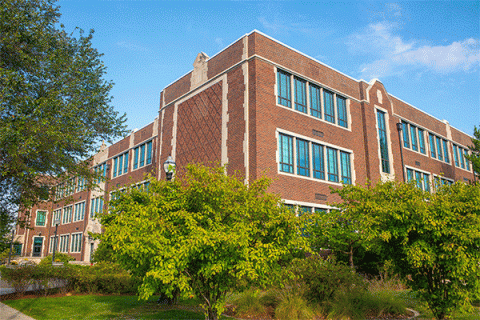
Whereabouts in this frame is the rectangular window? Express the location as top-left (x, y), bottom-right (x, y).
top-left (140, 144), bottom-right (145, 167)
top-left (146, 141), bottom-right (152, 165)
top-left (415, 171), bottom-right (423, 189)
top-left (464, 149), bottom-right (470, 171)
top-left (323, 90), bottom-right (335, 124)
top-left (410, 125), bottom-right (418, 152)
top-left (453, 145), bottom-right (459, 166)
top-left (340, 151), bottom-right (352, 184)
top-left (113, 157), bottom-right (118, 178)
top-left (327, 147), bottom-right (339, 182)
top-left (133, 141), bottom-right (152, 169)
top-left (71, 233), bottom-right (82, 253)
top-left (52, 209), bottom-right (61, 226)
top-left (279, 134), bottom-right (294, 173)
top-left (312, 143), bottom-right (325, 180)
top-left (418, 128), bottom-right (426, 154)
top-left (133, 147), bottom-right (139, 169)
top-left (73, 202), bottom-right (85, 222)
top-left (402, 121), bottom-right (410, 148)
top-left (429, 133), bottom-right (436, 158)
top-left (294, 77), bottom-right (307, 113)
top-left (296, 139), bottom-right (309, 176)
top-left (90, 197), bottom-right (104, 218)
top-left (424, 173), bottom-right (430, 192)
top-left (377, 110), bottom-right (390, 174)
top-left (62, 206), bottom-right (72, 224)
top-left (442, 140), bottom-right (449, 163)
top-left (435, 137), bottom-right (443, 161)
top-left (298, 206), bottom-right (312, 216)
top-left (310, 84), bottom-right (321, 119)
top-left (59, 235), bottom-right (69, 253)
top-left (94, 163), bottom-right (107, 184)
top-left (49, 236), bottom-right (57, 253)
top-left (277, 70), bottom-right (291, 107)
top-left (35, 210), bottom-right (46, 226)
top-left (460, 146), bottom-right (466, 169)
top-left (113, 152), bottom-right (129, 177)
top-left (337, 96), bottom-right (347, 128)
top-left (406, 168), bottom-right (414, 182)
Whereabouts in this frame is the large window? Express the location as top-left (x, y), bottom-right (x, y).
top-left (52, 209), bottom-right (61, 226)
top-left (410, 124), bottom-right (418, 152)
top-left (429, 133), bottom-right (436, 158)
top-left (71, 233), bottom-right (82, 253)
top-left (73, 202), bottom-right (85, 222)
top-left (35, 210), bottom-right (46, 226)
top-left (62, 206), bottom-right (73, 224)
top-left (376, 110), bottom-right (390, 174)
top-left (113, 151), bottom-right (129, 178)
top-left (453, 144), bottom-right (471, 171)
top-left (77, 177), bottom-right (86, 192)
top-left (401, 121), bottom-right (427, 155)
top-left (429, 133), bottom-right (449, 163)
top-left (90, 197), bottom-right (104, 219)
top-left (276, 69), bottom-right (349, 128)
top-left (406, 168), bottom-right (431, 192)
top-left (402, 121), bottom-right (410, 148)
top-left (94, 162), bottom-right (107, 184)
top-left (49, 236), bottom-right (57, 253)
top-left (133, 141), bottom-right (153, 170)
top-left (59, 235), bottom-right (70, 253)
top-left (279, 132), bottom-right (352, 184)
top-left (418, 128), bottom-right (426, 154)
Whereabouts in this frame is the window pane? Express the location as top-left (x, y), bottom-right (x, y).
top-left (146, 141), bottom-right (152, 165)
top-left (337, 96), bottom-right (347, 128)
top-left (324, 90), bottom-right (335, 123)
top-left (277, 70), bottom-right (291, 107)
top-left (453, 145), bottom-right (459, 166)
top-left (294, 77), bottom-right (307, 113)
top-left (312, 143), bottom-right (325, 180)
top-left (279, 134), bottom-right (294, 173)
top-left (377, 111), bottom-right (390, 173)
top-left (296, 139), bottom-right (309, 176)
top-left (124, 152), bottom-right (129, 173)
top-left (140, 144), bottom-right (145, 167)
top-left (429, 133), bottom-right (436, 158)
top-left (442, 140), bottom-right (449, 163)
top-left (134, 147), bottom-right (139, 169)
top-left (423, 174), bottom-right (430, 192)
top-left (402, 121), bottom-right (410, 148)
top-left (436, 137), bottom-right (443, 161)
top-left (118, 154), bottom-right (123, 175)
top-left (406, 168), bottom-right (414, 182)
top-left (418, 128), bottom-right (426, 154)
top-left (36, 211), bottom-right (46, 226)
top-left (310, 84), bottom-right (321, 119)
top-left (464, 149), bottom-right (470, 170)
top-left (415, 171), bottom-right (422, 189)
top-left (327, 147), bottom-right (338, 182)
top-left (298, 206), bottom-right (311, 216)
top-left (410, 125), bottom-right (418, 151)
top-left (340, 151), bottom-right (352, 184)
top-left (460, 147), bottom-right (465, 168)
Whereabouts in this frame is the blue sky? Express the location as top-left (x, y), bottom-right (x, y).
top-left (57, 1), bottom-right (479, 137)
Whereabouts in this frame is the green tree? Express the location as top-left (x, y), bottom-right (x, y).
top-left (100, 164), bottom-right (306, 320)
top-left (467, 125), bottom-right (480, 179)
top-left (334, 181), bottom-right (480, 320)
top-left (0, 0), bottom-right (126, 239)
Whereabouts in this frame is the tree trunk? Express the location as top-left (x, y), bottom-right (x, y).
top-left (349, 245), bottom-right (355, 269)
top-left (205, 307), bottom-right (218, 320)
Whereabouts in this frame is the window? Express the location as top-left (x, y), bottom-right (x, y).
top-left (410, 125), bottom-right (418, 152)
top-left (133, 141), bottom-right (153, 170)
top-left (312, 143), bottom-right (325, 180)
top-left (294, 77), bottom-right (307, 113)
top-left (90, 197), bottom-right (104, 218)
top-left (453, 145), bottom-right (460, 166)
top-left (296, 139), bottom-right (309, 176)
top-left (94, 162), bottom-right (107, 183)
top-left (277, 132), bottom-right (352, 184)
top-left (442, 140), bottom-right (449, 163)
top-left (64, 178), bottom-right (75, 197)
top-left (324, 90), bottom-right (335, 123)
top-left (464, 149), bottom-right (470, 171)
top-left (418, 128), bottom-right (426, 154)
top-left (35, 210), bottom-right (46, 226)
top-left (71, 233), bottom-right (82, 253)
top-left (55, 183), bottom-right (64, 200)
top-left (277, 70), bottom-right (291, 107)
top-left (434, 176), bottom-right (454, 188)
top-left (460, 147), bottom-right (466, 169)
top-left (113, 151), bottom-right (129, 178)
top-left (436, 137), bottom-right (443, 161)
top-left (406, 168), bottom-right (431, 191)
top-left (402, 121), bottom-right (410, 148)
top-left (13, 244), bottom-right (22, 256)
top-left (337, 96), bottom-right (348, 128)
top-left (52, 209), bottom-right (61, 226)
top-left (327, 147), bottom-right (339, 182)
top-left (298, 206), bottom-right (312, 216)
top-left (59, 235), bottom-right (70, 253)
top-left (77, 177), bottom-right (86, 192)
top-left (73, 202), bottom-right (85, 222)
top-left (429, 133), bottom-right (436, 158)
top-left (49, 236), bottom-right (57, 253)
top-left (377, 110), bottom-right (390, 174)
top-left (279, 133), bottom-right (294, 173)
top-left (310, 84), bottom-right (321, 119)
top-left (62, 206), bottom-right (72, 224)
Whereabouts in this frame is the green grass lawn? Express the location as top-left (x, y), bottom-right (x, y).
top-left (2, 294), bottom-right (212, 320)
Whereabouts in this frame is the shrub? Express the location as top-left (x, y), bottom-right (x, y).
top-left (39, 253), bottom-right (75, 266)
top-left (228, 289), bottom-right (265, 316)
top-left (275, 294), bottom-right (314, 320)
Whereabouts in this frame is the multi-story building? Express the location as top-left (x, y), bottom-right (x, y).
top-left (14, 30), bottom-right (475, 263)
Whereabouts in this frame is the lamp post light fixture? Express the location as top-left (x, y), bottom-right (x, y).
top-left (163, 156), bottom-right (176, 181)
top-left (51, 219), bottom-right (61, 264)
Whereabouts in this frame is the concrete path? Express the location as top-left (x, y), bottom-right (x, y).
top-left (0, 302), bottom-right (36, 320)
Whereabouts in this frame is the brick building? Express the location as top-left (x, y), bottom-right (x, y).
top-left (14, 30), bottom-right (475, 263)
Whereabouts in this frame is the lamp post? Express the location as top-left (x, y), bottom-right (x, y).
top-left (163, 156), bottom-right (176, 181)
top-left (396, 122), bottom-right (406, 182)
top-left (51, 219), bottom-right (60, 264)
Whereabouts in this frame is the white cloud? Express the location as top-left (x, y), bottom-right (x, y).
top-left (348, 22), bottom-right (480, 79)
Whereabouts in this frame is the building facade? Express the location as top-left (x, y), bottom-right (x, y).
top-left (15, 30), bottom-right (475, 262)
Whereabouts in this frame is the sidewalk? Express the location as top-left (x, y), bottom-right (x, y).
top-left (0, 302), bottom-right (36, 320)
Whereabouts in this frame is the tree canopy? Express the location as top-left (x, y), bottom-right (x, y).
top-left (0, 0), bottom-right (126, 235)
top-left (328, 180), bottom-right (480, 320)
top-left (101, 164), bottom-right (306, 320)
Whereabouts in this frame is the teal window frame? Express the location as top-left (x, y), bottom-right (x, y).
top-left (337, 96), bottom-right (347, 128)
top-left (36, 210), bottom-right (46, 226)
top-left (442, 140), bottom-right (449, 163)
top-left (294, 77), bottom-right (307, 113)
top-left (296, 138), bottom-right (309, 176)
top-left (464, 149), bottom-right (470, 170)
top-left (277, 70), bottom-right (291, 107)
top-left (453, 144), bottom-right (459, 166)
top-left (418, 128), bottom-right (426, 154)
top-left (402, 121), bottom-right (410, 148)
top-left (310, 84), bottom-right (321, 119)
top-left (429, 133), bottom-right (436, 158)
top-left (324, 90), bottom-right (335, 124)
top-left (312, 143), bottom-right (325, 180)
top-left (340, 151), bottom-right (352, 184)
top-left (377, 110), bottom-right (390, 174)
top-left (410, 125), bottom-right (418, 151)
top-left (436, 137), bottom-right (443, 161)
top-left (327, 147), bottom-right (339, 182)
top-left (279, 133), bottom-right (294, 173)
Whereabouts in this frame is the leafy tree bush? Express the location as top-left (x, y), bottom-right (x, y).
top-left (39, 253), bottom-right (75, 265)
top-left (334, 181), bottom-right (480, 320)
top-left (101, 164), bottom-right (306, 320)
